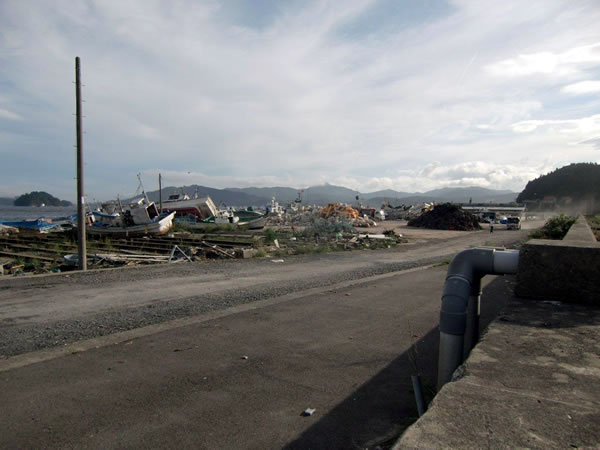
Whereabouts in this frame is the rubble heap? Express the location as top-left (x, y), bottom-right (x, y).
top-left (320, 203), bottom-right (360, 219)
top-left (407, 203), bottom-right (481, 231)
top-left (320, 203), bottom-right (377, 227)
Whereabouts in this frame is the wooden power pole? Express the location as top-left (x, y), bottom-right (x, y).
top-left (159, 173), bottom-right (163, 212)
top-left (75, 56), bottom-right (87, 270)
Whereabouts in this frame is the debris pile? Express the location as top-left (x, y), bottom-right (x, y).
top-left (266, 208), bottom-right (317, 227)
top-left (0, 224), bottom-right (19, 235)
top-left (265, 203), bottom-right (377, 228)
top-left (320, 203), bottom-right (360, 220)
top-left (320, 203), bottom-right (377, 227)
top-left (407, 203), bottom-right (481, 231)
top-left (405, 203), bottom-right (435, 220)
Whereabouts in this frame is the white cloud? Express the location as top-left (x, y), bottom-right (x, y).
top-left (511, 114), bottom-right (600, 137)
top-left (561, 80), bottom-right (600, 95)
top-left (1, 0), bottom-right (600, 201)
top-left (0, 108), bottom-right (23, 120)
top-left (486, 42), bottom-right (600, 78)
top-left (486, 51), bottom-right (564, 77)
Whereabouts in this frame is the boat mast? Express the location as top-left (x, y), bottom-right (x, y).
top-left (159, 173), bottom-right (163, 211)
top-left (136, 173), bottom-right (150, 204)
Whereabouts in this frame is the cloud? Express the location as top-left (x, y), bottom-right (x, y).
top-left (485, 42), bottom-right (600, 78)
top-left (1, 0), bottom-right (600, 201)
top-left (0, 108), bottom-right (23, 120)
top-left (576, 137), bottom-right (600, 150)
top-left (511, 114), bottom-right (600, 137)
top-left (561, 80), bottom-right (600, 95)
top-left (416, 161), bottom-right (548, 191)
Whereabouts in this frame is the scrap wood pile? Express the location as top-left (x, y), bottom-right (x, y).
top-left (320, 203), bottom-right (377, 227)
top-left (320, 203), bottom-right (359, 219)
top-left (0, 232), bottom-right (251, 276)
top-left (407, 203), bottom-right (481, 231)
top-left (404, 203), bottom-right (434, 220)
top-left (75, 241), bottom-right (236, 267)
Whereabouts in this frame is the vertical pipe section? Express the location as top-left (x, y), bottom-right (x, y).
top-left (411, 375), bottom-right (427, 417)
top-left (437, 249), bottom-right (519, 390)
top-left (464, 278), bottom-right (481, 358)
top-left (75, 56), bottom-right (87, 271)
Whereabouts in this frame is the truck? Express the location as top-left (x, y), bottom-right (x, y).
top-left (506, 217), bottom-right (521, 230)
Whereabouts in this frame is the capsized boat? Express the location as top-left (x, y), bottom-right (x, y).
top-left (159, 192), bottom-right (218, 219)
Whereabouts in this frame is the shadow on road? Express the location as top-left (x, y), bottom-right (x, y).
top-left (283, 276), bottom-right (511, 449)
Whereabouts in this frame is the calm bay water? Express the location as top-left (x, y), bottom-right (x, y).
top-left (0, 206), bottom-right (77, 222)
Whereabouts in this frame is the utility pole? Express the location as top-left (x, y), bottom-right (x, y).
top-left (159, 173), bottom-right (163, 212)
top-left (75, 56), bottom-right (87, 270)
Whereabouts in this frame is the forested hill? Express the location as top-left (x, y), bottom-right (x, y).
top-left (13, 191), bottom-right (72, 207)
top-left (517, 163), bottom-right (600, 202)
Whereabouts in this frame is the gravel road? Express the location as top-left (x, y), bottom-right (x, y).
top-left (0, 225), bottom-right (535, 357)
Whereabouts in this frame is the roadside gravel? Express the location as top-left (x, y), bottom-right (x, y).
top-left (0, 230), bottom-right (530, 357)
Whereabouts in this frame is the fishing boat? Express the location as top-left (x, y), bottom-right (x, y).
top-left (233, 209), bottom-right (267, 229)
top-left (159, 191), bottom-right (218, 219)
top-left (175, 209), bottom-right (266, 230)
top-left (88, 199), bottom-right (176, 237)
top-left (0, 219), bottom-right (61, 233)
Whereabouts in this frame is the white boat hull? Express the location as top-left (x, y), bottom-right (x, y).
top-left (88, 212), bottom-right (176, 237)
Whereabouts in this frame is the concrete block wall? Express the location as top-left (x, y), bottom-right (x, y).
top-left (515, 215), bottom-right (600, 305)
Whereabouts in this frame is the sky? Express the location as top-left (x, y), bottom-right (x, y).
top-left (1, 0), bottom-right (599, 201)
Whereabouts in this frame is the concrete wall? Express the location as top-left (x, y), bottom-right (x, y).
top-left (516, 215), bottom-right (600, 305)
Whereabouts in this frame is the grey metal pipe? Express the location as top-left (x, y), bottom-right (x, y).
top-left (437, 248), bottom-right (519, 390)
top-left (464, 278), bottom-right (481, 359)
top-left (411, 375), bottom-right (427, 417)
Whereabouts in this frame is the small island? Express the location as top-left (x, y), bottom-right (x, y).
top-left (13, 191), bottom-right (73, 207)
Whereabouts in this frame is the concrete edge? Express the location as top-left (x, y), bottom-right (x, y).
top-left (564, 215), bottom-right (597, 243)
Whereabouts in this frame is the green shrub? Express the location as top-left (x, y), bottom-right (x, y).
top-left (263, 228), bottom-right (278, 243)
top-left (530, 214), bottom-right (576, 240)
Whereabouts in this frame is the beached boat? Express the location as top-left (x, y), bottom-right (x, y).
top-left (234, 210), bottom-right (267, 229)
top-left (0, 219), bottom-right (61, 233)
top-left (175, 209), bottom-right (266, 230)
top-left (159, 192), bottom-right (218, 219)
top-left (88, 200), bottom-right (176, 237)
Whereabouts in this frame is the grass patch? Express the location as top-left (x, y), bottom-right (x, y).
top-left (263, 228), bottom-right (279, 244)
top-left (254, 249), bottom-right (267, 258)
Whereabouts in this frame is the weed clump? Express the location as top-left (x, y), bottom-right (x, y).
top-left (530, 214), bottom-right (576, 240)
top-left (263, 228), bottom-right (279, 243)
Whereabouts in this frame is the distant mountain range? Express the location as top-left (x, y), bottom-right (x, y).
top-left (134, 184), bottom-right (518, 207)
